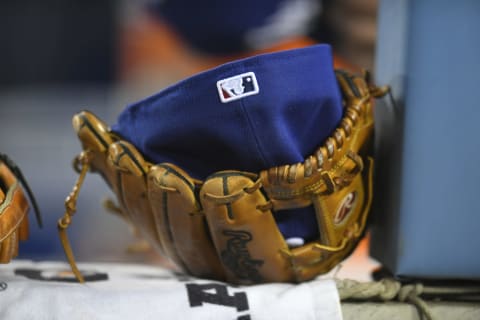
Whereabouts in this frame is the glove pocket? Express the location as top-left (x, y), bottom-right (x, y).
top-left (148, 164), bottom-right (224, 280)
top-left (200, 171), bottom-right (295, 284)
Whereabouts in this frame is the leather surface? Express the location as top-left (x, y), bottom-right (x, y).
top-left (0, 161), bottom-right (29, 263)
top-left (70, 69), bottom-right (377, 283)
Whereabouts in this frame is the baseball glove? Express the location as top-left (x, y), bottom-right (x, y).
top-left (0, 154), bottom-right (42, 263)
top-left (58, 69), bottom-right (387, 284)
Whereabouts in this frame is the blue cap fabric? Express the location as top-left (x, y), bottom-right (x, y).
top-left (147, 0), bottom-right (321, 55)
top-left (113, 44), bottom-right (342, 242)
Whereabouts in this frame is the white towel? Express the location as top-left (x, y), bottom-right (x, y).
top-left (0, 260), bottom-right (342, 320)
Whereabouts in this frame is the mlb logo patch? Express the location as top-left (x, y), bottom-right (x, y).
top-left (217, 72), bottom-right (259, 103)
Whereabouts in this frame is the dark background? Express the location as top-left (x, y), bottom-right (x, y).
top-left (0, 1), bottom-right (116, 86)
top-left (0, 1), bottom-right (128, 261)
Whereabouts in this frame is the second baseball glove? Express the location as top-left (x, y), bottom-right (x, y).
top-left (0, 154), bottom-right (42, 263)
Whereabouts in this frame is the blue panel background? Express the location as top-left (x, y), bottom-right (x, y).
top-left (372, 0), bottom-right (480, 278)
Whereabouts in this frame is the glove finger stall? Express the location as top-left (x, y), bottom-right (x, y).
top-left (108, 141), bottom-right (166, 255)
top-left (73, 111), bottom-right (128, 221)
top-left (148, 163), bottom-right (225, 280)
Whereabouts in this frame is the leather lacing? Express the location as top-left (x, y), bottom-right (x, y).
top-left (287, 94), bottom-right (376, 184)
top-left (202, 179), bottom-right (273, 211)
top-left (203, 80), bottom-right (389, 209)
top-left (57, 150), bottom-right (93, 283)
top-left (265, 77), bottom-right (389, 200)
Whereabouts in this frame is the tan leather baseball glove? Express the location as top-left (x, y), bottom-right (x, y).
top-left (58, 68), bottom-right (387, 284)
top-left (0, 154), bottom-right (42, 263)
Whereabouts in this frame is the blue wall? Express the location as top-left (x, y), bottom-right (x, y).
top-left (372, 0), bottom-right (480, 278)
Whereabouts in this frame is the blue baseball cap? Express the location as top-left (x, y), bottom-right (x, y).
top-left (147, 0), bottom-right (321, 55)
top-left (113, 44), bottom-right (342, 243)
